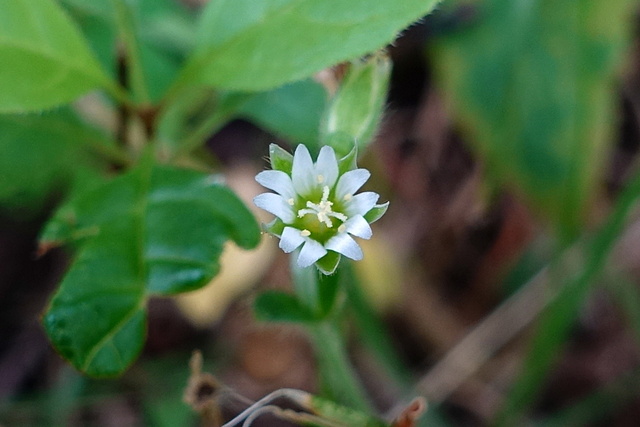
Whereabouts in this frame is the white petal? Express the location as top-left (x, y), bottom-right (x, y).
top-left (297, 239), bottom-right (327, 267)
top-left (253, 193), bottom-right (295, 223)
top-left (343, 215), bottom-right (372, 239)
top-left (344, 192), bottom-right (379, 216)
top-left (279, 226), bottom-right (305, 253)
top-left (255, 170), bottom-right (295, 199)
top-left (315, 145), bottom-right (339, 188)
top-left (335, 169), bottom-right (371, 200)
top-left (325, 234), bottom-right (363, 261)
top-left (291, 144), bottom-right (316, 196)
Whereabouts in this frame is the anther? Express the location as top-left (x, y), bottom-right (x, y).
top-left (300, 229), bottom-right (311, 237)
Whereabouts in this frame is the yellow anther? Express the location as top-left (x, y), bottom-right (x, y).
top-left (300, 229), bottom-right (311, 237)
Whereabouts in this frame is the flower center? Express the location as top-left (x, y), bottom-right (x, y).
top-left (297, 185), bottom-right (347, 228)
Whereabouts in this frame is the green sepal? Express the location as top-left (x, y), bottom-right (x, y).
top-left (254, 290), bottom-right (318, 323)
top-left (337, 144), bottom-right (359, 175)
top-left (364, 202), bottom-right (389, 224)
top-left (317, 269), bottom-right (340, 315)
top-left (263, 217), bottom-right (285, 237)
top-left (315, 251), bottom-right (341, 276)
top-left (269, 143), bottom-right (294, 174)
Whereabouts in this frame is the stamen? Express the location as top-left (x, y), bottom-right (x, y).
top-left (287, 198), bottom-right (295, 206)
top-left (296, 185), bottom-right (348, 228)
top-left (338, 224), bottom-right (346, 233)
top-left (300, 229), bottom-right (311, 237)
top-left (317, 175), bottom-right (325, 183)
top-left (343, 193), bottom-right (353, 201)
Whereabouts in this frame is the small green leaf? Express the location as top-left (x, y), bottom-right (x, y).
top-left (432, 0), bottom-right (634, 238)
top-left (254, 291), bottom-right (317, 323)
top-left (321, 53), bottom-right (392, 157)
top-left (42, 163), bottom-right (260, 376)
top-left (173, 0), bottom-right (440, 92)
top-left (0, 0), bottom-right (115, 112)
top-left (238, 79), bottom-right (328, 145)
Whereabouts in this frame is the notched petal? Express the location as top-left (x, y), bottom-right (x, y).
top-left (325, 234), bottom-right (363, 261)
top-left (344, 191), bottom-right (379, 217)
top-left (256, 170), bottom-right (295, 199)
top-left (291, 144), bottom-right (316, 196)
top-left (315, 145), bottom-right (339, 188)
top-left (335, 169), bottom-right (371, 200)
top-left (280, 227), bottom-right (305, 253)
top-left (253, 193), bottom-right (295, 223)
top-left (344, 215), bottom-right (373, 239)
top-left (297, 239), bottom-right (327, 267)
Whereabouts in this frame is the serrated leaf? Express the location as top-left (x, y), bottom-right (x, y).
top-left (254, 291), bottom-right (317, 323)
top-left (238, 79), bottom-right (328, 145)
top-left (176, 0), bottom-right (440, 92)
top-left (42, 163), bottom-right (260, 376)
top-left (432, 0), bottom-right (634, 238)
top-left (0, 0), bottom-right (114, 112)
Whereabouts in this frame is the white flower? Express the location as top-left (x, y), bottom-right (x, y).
top-left (254, 144), bottom-right (388, 274)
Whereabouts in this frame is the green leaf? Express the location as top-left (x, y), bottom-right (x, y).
top-left (42, 163), bottom-right (260, 376)
top-left (0, 0), bottom-right (116, 112)
top-left (0, 109), bottom-right (113, 216)
top-left (61, 0), bottom-right (117, 77)
top-left (238, 79), bottom-right (328, 145)
top-left (432, 0), bottom-right (634, 238)
top-left (173, 0), bottom-right (440, 92)
top-left (321, 53), bottom-right (391, 157)
top-left (127, 0), bottom-right (198, 103)
top-left (254, 291), bottom-right (317, 323)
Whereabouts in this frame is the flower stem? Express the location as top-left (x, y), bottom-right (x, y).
top-left (308, 320), bottom-right (373, 413)
top-left (290, 258), bottom-right (373, 413)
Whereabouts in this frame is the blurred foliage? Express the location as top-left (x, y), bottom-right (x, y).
top-left (4, 0), bottom-right (640, 425)
top-left (433, 0), bottom-right (634, 239)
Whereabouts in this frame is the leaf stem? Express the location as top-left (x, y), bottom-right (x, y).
top-left (112, 0), bottom-right (151, 105)
top-left (171, 93), bottom-right (251, 160)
